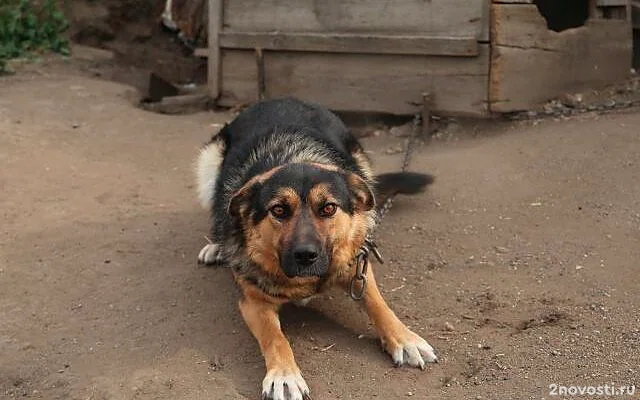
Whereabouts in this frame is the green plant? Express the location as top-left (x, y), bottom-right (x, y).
top-left (0, 0), bottom-right (70, 74)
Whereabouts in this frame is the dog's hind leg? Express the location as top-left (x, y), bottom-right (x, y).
top-left (340, 263), bottom-right (438, 369)
top-left (238, 290), bottom-right (310, 400)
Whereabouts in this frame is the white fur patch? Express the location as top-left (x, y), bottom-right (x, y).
top-left (382, 329), bottom-right (438, 369)
top-left (197, 243), bottom-right (222, 264)
top-left (262, 368), bottom-right (309, 400)
top-left (195, 142), bottom-right (223, 209)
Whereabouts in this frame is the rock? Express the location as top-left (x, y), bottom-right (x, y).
top-left (384, 145), bottom-right (404, 155)
top-left (560, 93), bottom-right (583, 108)
top-left (390, 123), bottom-right (413, 137)
top-left (71, 45), bottom-right (115, 62)
top-left (444, 321), bottom-right (455, 332)
top-left (494, 246), bottom-right (509, 254)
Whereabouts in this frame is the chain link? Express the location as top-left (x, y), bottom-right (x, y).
top-left (374, 112), bottom-right (422, 226)
top-left (349, 111), bottom-right (424, 300)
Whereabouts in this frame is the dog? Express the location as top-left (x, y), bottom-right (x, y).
top-left (195, 98), bottom-right (437, 400)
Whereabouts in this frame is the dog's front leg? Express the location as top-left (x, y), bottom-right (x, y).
top-left (239, 294), bottom-right (310, 400)
top-left (343, 263), bottom-right (438, 368)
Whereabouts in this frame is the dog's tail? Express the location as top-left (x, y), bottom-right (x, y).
top-left (195, 140), bottom-right (224, 209)
top-left (373, 172), bottom-right (434, 207)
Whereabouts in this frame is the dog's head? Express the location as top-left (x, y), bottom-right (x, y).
top-left (228, 163), bottom-right (374, 278)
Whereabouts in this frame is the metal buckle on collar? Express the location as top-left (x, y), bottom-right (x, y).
top-left (349, 239), bottom-right (384, 300)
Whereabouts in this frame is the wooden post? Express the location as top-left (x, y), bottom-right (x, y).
top-left (256, 48), bottom-right (266, 100)
top-left (208, 0), bottom-right (223, 99)
top-left (589, 0), bottom-right (601, 18)
top-left (421, 92), bottom-right (432, 137)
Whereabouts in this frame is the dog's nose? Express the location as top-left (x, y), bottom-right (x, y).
top-left (294, 245), bottom-right (319, 267)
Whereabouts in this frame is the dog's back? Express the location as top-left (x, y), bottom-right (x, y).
top-left (196, 97), bottom-right (433, 254)
top-left (218, 97), bottom-right (358, 155)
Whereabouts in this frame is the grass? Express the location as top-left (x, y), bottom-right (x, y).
top-left (0, 0), bottom-right (70, 74)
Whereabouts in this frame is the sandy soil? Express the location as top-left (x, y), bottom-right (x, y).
top-left (1, 62), bottom-right (639, 400)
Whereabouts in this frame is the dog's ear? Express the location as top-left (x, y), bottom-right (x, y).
top-left (228, 182), bottom-right (259, 218)
top-left (346, 173), bottom-right (375, 212)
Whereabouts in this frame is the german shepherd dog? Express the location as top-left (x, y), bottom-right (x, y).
top-left (195, 98), bottom-right (437, 400)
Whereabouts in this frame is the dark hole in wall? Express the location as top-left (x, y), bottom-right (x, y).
top-left (534, 0), bottom-right (590, 32)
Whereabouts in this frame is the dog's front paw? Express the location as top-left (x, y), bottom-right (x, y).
top-left (262, 366), bottom-right (310, 400)
top-left (381, 327), bottom-right (438, 369)
top-left (197, 243), bottom-right (223, 265)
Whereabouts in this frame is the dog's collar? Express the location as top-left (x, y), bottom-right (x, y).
top-left (349, 238), bottom-right (383, 300)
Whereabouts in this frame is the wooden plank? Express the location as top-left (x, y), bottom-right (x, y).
top-left (216, 32), bottom-right (478, 56)
top-left (218, 46), bottom-right (490, 116)
top-left (223, 0), bottom-right (488, 41)
top-left (218, 50), bottom-right (258, 105)
top-left (490, 4), bottom-right (632, 112)
top-left (207, 0), bottom-right (223, 99)
top-left (597, 0), bottom-right (628, 6)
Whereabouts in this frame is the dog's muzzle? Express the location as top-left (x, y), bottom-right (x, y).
top-left (282, 242), bottom-right (329, 278)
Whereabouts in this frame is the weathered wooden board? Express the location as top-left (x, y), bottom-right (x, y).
top-left (218, 32), bottom-right (479, 56)
top-left (490, 4), bottom-right (632, 112)
top-left (207, 0), bottom-right (222, 98)
top-left (218, 46), bottom-right (490, 116)
top-left (223, 0), bottom-right (488, 41)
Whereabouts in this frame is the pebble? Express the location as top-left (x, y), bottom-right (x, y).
top-left (385, 146), bottom-right (403, 154)
top-left (444, 321), bottom-right (455, 332)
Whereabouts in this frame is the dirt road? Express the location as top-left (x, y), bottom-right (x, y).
top-left (1, 65), bottom-right (639, 400)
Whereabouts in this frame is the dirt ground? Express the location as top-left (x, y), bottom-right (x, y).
top-left (1, 58), bottom-right (640, 400)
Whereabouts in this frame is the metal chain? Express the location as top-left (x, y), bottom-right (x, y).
top-left (374, 112), bottom-right (422, 226)
top-left (349, 111), bottom-right (423, 300)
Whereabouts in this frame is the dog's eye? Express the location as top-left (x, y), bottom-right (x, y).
top-left (319, 203), bottom-right (338, 217)
top-left (269, 205), bottom-right (288, 219)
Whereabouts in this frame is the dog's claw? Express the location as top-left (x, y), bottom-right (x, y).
top-left (261, 367), bottom-right (309, 400)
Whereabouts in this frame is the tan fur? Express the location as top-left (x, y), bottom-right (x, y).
top-left (338, 263), bottom-right (421, 356)
top-left (228, 166), bottom-right (284, 217)
top-left (238, 289), bottom-right (299, 373)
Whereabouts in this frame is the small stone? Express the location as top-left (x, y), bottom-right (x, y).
top-left (444, 322), bottom-right (455, 332)
top-left (384, 145), bottom-right (403, 155)
top-left (560, 93), bottom-right (583, 108)
top-left (551, 349), bottom-right (561, 356)
top-left (390, 123), bottom-right (412, 137)
top-left (406, 391), bottom-right (414, 396)
top-left (494, 246), bottom-right (509, 254)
